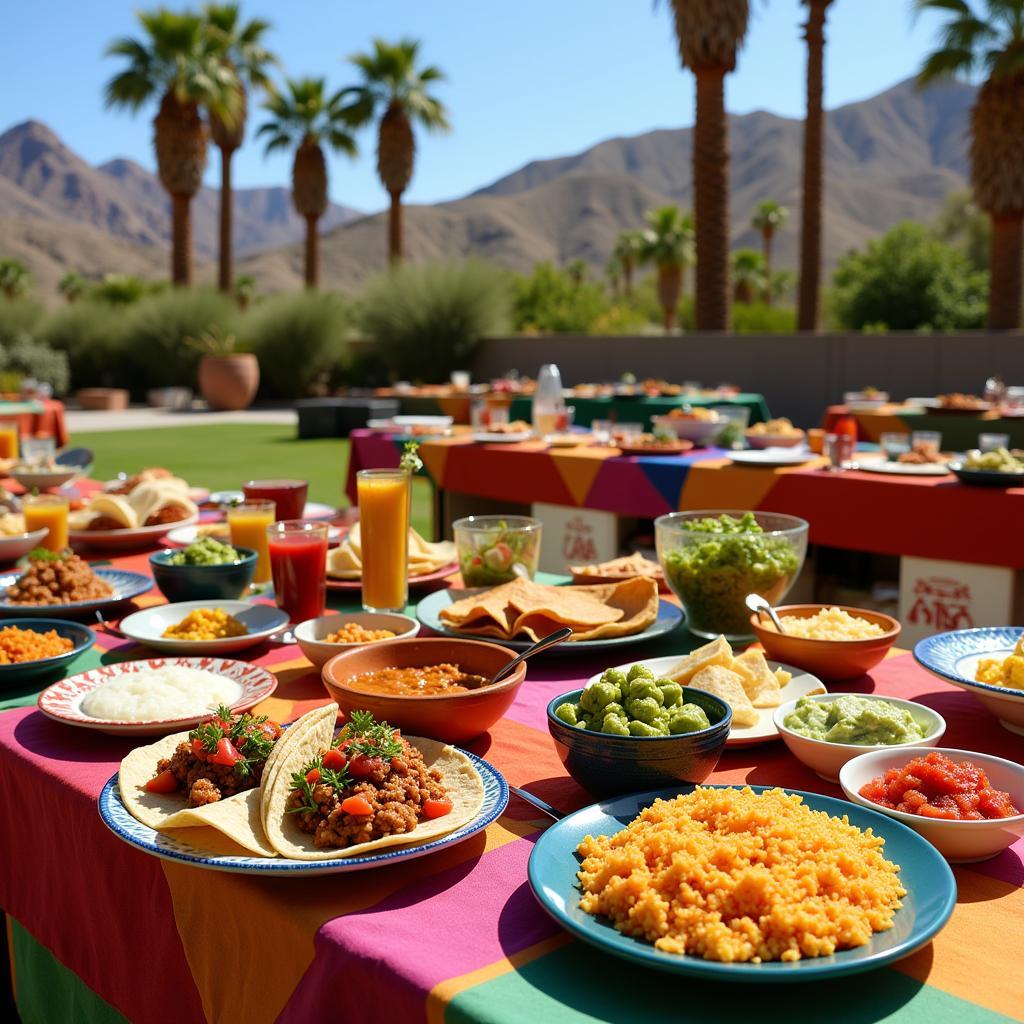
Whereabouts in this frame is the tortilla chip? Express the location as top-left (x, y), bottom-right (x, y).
top-left (666, 635), bottom-right (735, 684)
top-left (774, 667), bottom-right (793, 687)
top-left (569, 551), bottom-right (664, 585)
top-left (731, 649), bottom-right (783, 708)
top-left (263, 735), bottom-right (485, 861)
top-left (690, 665), bottom-right (759, 727)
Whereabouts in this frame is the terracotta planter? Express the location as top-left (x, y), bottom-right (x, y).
top-left (77, 388), bottom-right (129, 411)
top-left (197, 354), bottom-right (260, 411)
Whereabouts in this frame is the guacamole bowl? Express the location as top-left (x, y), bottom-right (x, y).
top-left (773, 693), bottom-right (946, 782)
top-left (546, 687), bottom-right (731, 798)
top-left (150, 547), bottom-right (258, 603)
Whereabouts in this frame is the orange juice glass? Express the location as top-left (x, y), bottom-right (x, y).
top-left (226, 500), bottom-right (275, 583)
top-left (0, 422), bottom-right (19, 460)
top-left (23, 494), bottom-right (69, 552)
top-left (357, 468), bottom-right (410, 613)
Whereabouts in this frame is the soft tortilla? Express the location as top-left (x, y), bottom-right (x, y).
top-left (263, 735), bottom-right (485, 862)
top-left (76, 493), bottom-right (138, 530)
top-left (327, 525), bottom-right (456, 579)
top-left (129, 481), bottom-right (198, 525)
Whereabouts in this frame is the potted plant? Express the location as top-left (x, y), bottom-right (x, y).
top-left (187, 327), bottom-right (260, 411)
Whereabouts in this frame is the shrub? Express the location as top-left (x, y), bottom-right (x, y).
top-left (359, 260), bottom-right (510, 380)
top-left (41, 301), bottom-right (124, 389)
top-left (0, 339), bottom-right (70, 395)
top-left (246, 292), bottom-right (349, 398)
top-left (91, 274), bottom-right (165, 305)
top-left (731, 302), bottom-right (797, 333)
top-left (831, 222), bottom-right (987, 331)
top-left (511, 262), bottom-right (607, 334)
top-left (120, 289), bottom-right (237, 395)
top-left (0, 300), bottom-right (45, 347)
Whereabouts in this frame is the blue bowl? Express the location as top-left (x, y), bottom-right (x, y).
top-left (149, 547), bottom-right (258, 603)
top-left (546, 687), bottom-right (732, 797)
top-left (0, 618), bottom-right (95, 684)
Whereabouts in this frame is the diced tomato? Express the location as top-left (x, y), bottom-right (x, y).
top-left (215, 719), bottom-right (234, 734)
top-left (348, 754), bottom-right (383, 778)
top-left (145, 769), bottom-right (178, 794)
top-left (322, 749), bottom-right (346, 771)
top-left (340, 795), bottom-right (373, 816)
top-left (422, 798), bottom-right (453, 819)
top-left (306, 768), bottom-right (321, 784)
top-left (191, 738), bottom-right (206, 757)
top-left (209, 737), bottom-right (242, 766)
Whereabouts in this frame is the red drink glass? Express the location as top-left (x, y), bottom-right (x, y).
top-left (243, 479), bottom-right (308, 521)
top-left (267, 520), bottom-right (328, 623)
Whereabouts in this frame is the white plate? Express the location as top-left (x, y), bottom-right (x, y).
top-left (118, 600), bottom-right (289, 655)
top-left (729, 449), bottom-right (817, 468)
top-left (471, 431), bottom-right (534, 444)
top-left (584, 655), bottom-right (826, 746)
top-left (854, 458), bottom-right (951, 477)
top-left (164, 521), bottom-right (343, 547)
top-left (37, 656), bottom-right (278, 736)
top-left (0, 528), bottom-right (48, 562)
top-left (70, 514), bottom-right (199, 551)
top-left (367, 416), bottom-right (453, 434)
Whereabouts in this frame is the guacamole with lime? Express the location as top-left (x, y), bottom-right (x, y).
top-left (167, 537), bottom-right (241, 566)
top-left (784, 695), bottom-right (926, 746)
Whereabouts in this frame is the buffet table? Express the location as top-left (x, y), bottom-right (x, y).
top-left (1, 548), bottom-right (1022, 1024)
top-left (0, 398), bottom-right (69, 447)
top-left (823, 404), bottom-right (1024, 450)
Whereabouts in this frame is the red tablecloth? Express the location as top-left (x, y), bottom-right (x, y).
top-left (0, 398), bottom-right (68, 447)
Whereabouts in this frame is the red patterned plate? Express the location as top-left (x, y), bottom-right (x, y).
top-left (325, 562), bottom-right (460, 592)
top-left (37, 656), bottom-right (278, 736)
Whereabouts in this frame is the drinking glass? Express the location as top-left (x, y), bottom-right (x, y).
top-left (591, 419), bottom-right (615, 443)
top-left (23, 493), bottom-right (69, 552)
top-left (485, 396), bottom-right (512, 429)
top-left (20, 436), bottom-right (56, 465)
top-left (612, 422), bottom-right (644, 444)
top-left (243, 479), bottom-right (308, 521)
top-left (357, 468), bottom-right (411, 613)
top-left (880, 432), bottom-right (911, 461)
top-left (0, 421), bottom-right (19, 460)
top-left (979, 432), bottom-right (1010, 453)
top-left (267, 520), bottom-right (328, 623)
top-left (450, 370), bottom-right (471, 391)
top-left (911, 431), bottom-right (942, 458)
top-left (825, 432), bottom-right (854, 471)
top-left (227, 500), bottom-right (275, 583)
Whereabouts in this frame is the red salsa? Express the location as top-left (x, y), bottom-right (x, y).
top-left (859, 751), bottom-right (1020, 821)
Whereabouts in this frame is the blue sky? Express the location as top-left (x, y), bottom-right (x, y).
top-left (2, 1), bottom-right (945, 213)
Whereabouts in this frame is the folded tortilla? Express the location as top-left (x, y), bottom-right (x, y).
top-left (439, 576), bottom-right (659, 642)
top-left (263, 733), bottom-right (485, 861)
top-left (128, 481), bottom-right (198, 525)
top-left (327, 525), bottom-right (456, 579)
top-left (76, 493), bottom-right (139, 530)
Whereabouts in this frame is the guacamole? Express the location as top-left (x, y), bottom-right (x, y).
top-left (784, 695), bottom-right (926, 746)
top-left (167, 537), bottom-right (242, 566)
top-left (554, 663), bottom-right (713, 737)
top-left (660, 512), bottom-right (799, 637)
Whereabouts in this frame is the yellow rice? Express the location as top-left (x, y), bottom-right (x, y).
top-left (576, 786), bottom-right (904, 963)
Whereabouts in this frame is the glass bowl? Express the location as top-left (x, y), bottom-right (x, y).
top-left (453, 515), bottom-right (542, 588)
top-left (655, 510), bottom-right (808, 641)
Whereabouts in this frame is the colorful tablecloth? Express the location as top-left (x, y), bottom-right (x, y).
top-left (1, 539), bottom-right (1023, 1023)
top-left (0, 398), bottom-right (69, 447)
top-left (823, 405), bottom-right (1024, 451)
top-left (345, 430), bottom-right (1024, 568)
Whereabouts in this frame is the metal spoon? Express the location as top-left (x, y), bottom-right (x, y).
top-left (94, 609), bottom-right (124, 638)
top-left (488, 626), bottom-right (574, 686)
top-left (745, 593), bottom-right (787, 634)
top-left (510, 786), bottom-right (564, 821)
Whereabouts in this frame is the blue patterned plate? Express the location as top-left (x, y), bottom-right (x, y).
top-left (98, 749), bottom-right (508, 875)
top-left (915, 627), bottom-right (1024, 735)
top-left (529, 784), bottom-right (956, 981)
top-left (0, 568), bottom-right (152, 616)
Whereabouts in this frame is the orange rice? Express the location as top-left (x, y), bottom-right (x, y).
top-left (576, 786), bottom-right (904, 963)
top-left (0, 625), bottom-right (73, 664)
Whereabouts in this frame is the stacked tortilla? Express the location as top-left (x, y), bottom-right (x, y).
top-left (439, 577), bottom-right (659, 642)
top-left (70, 478), bottom-right (197, 531)
top-left (568, 551), bottom-right (666, 591)
top-left (328, 525), bottom-right (456, 580)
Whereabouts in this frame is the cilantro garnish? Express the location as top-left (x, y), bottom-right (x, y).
top-left (339, 709), bottom-right (404, 760)
top-left (286, 753), bottom-right (351, 815)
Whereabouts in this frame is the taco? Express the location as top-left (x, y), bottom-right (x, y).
top-left (128, 480), bottom-right (198, 528)
top-left (73, 493), bottom-right (138, 531)
top-left (263, 710), bottom-right (485, 861)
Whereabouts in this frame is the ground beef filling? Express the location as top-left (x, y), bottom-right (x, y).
top-left (288, 739), bottom-right (449, 849)
top-left (158, 743), bottom-right (267, 807)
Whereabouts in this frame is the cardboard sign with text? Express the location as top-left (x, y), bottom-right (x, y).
top-left (898, 556), bottom-right (1020, 647)
top-left (532, 502), bottom-right (618, 575)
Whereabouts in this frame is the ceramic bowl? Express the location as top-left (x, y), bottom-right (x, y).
top-left (295, 612), bottom-right (419, 666)
top-left (149, 547), bottom-right (257, 603)
top-left (321, 637), bottom-right (526, 744)
top-left (744, 430), bottom-right (806, 450)
top-left (840, 746), bottom-right (1024, 862)
top-left (773, 692), bottom-right (945, 782)
top-left (651, 415), bottom-right (722, 445)
top-left (0, 528), bottom-right (48, 564)
top-left (751, 604), bottom-right (901, 681)
top-left (546, 687), bottom-right (731, 797)
top-left (0, 617), bottom-right (94, 682)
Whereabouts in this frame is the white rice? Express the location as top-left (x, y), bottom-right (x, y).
top-left (80, 667), bottom-right (243, 721)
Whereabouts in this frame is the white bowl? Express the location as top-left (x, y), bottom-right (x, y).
top-left (294, 611), bottom-right (419, 666)
top-left (0, 528), bottom-right (48, 563)
top-left (773, 693), bottom-right (946, 782)
top-left (10, 467), bottom-right (86, 490)
top-left (118, 600), bottom-right (289, 655)
top-left (744, 432), bottom-right (805, 450)
top-left (840, 746), bottom-right (1024, 863)
top-left (651, 415), bottom-right (721, 445)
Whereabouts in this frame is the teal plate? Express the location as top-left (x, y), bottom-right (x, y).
top-left (528, 783), bottom-right (956, 981)
top-left (415, 588), bottom-right (682, 655)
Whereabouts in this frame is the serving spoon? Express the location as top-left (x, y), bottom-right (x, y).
top-left (487, 626), bottom-right (574, 686)
top-left (745, 593), bottom-right (787, 634)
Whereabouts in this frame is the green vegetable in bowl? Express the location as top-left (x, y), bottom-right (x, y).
top-left (554, 664), bottom-right (712, 737)
top-left (167, 537), bottom-right (242, 566)
top-left (456, 518), bottom-right (541, 587)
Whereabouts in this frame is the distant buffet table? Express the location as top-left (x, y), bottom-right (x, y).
top-left (823, 404), bottom-right (1024, 450)
top-left (0, 398), bottom-right (68, 447)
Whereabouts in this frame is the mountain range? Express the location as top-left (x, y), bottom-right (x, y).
top-left (0, 76), bottom-right (975, 299)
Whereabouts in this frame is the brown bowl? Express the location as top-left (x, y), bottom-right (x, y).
top-left (749, 604), bottom-right (901, 682)
top-left (321, 637), bottom-right (526, 744)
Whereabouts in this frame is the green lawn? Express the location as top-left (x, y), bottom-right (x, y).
top-left (72, 423), bottom-right (433, 535)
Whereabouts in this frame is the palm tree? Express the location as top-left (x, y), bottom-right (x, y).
top-left (0, 260), bottom-right (29, 300)
top-left (566, 258), bottom-right (588, 286)
top-left (613, 230), bottom-right (644, 297)
top-left (342, 38), bottom-right (449, 264)
top-left (731, 248), bottom-right (768, 303)
top-left (58, 272), bottom-right (86, 304)
top-left (666, 1), bottom-right (751, 331)
top-left (916, 0), bottom-right (1024, 329)
top-left (105, 9), bottom-right (240, 286)
top-left (605, 255), bottom-right (622, 296)
top-left (639, 205), bottom-right (696, 331)
top-left (233, 273), bottom-right (256, 311)
top-left (797, 0), bottom-right (835, 332)
top-left (257, 77), bottom-right (357, 289)
top-left (203, 3), bottom-right (277, 294)
top-left (751, 199), bottom-right (789, 300)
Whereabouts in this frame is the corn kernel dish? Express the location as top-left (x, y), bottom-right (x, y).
top-left (162, 608), bottom-right (248, 641)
